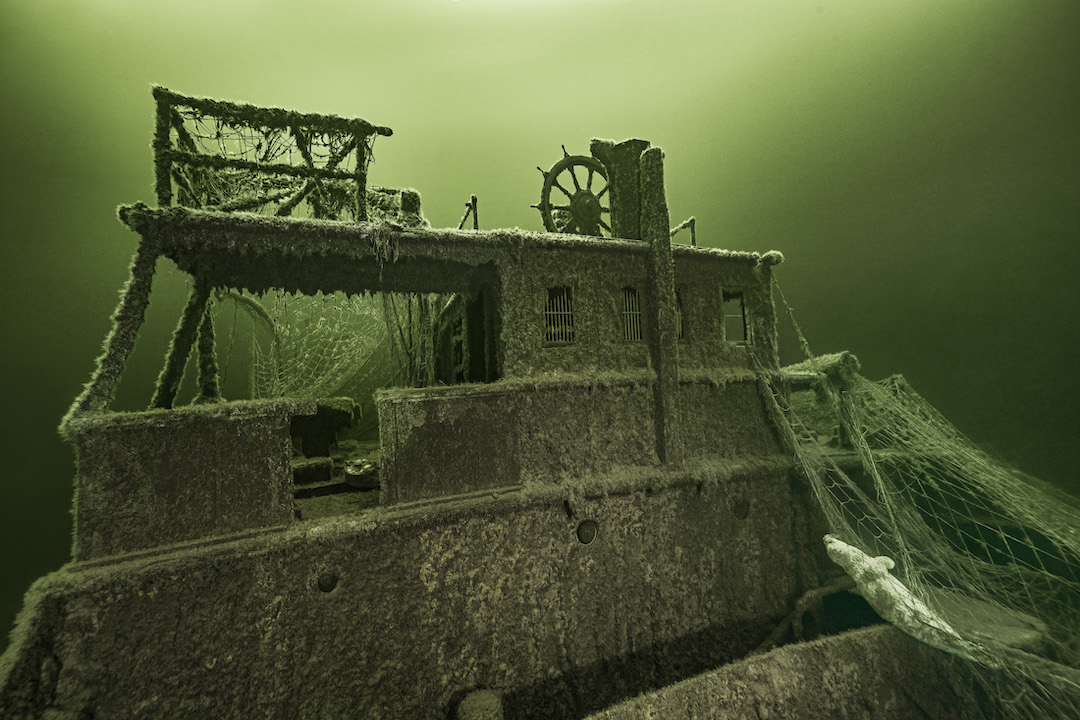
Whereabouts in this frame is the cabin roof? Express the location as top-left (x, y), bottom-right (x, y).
top-left (117, 203), bottom-right (772, 296)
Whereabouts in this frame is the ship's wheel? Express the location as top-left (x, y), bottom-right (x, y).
top-left (534, 147), bottom-right (611, 237)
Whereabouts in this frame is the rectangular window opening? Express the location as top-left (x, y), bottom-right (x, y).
top-left (722, 290), bottom-right (747, 343)
top-left (622, 287), bottom-right (643, 341)
top-left (545, 287), bottom-right (575, 344)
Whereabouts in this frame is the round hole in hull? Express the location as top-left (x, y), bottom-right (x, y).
top-left (576, 519), bottom-right (598, 544)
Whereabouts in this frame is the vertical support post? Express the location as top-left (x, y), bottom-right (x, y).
top-left (422, 294), bottom-right (436, 387)
top-left (457, 195), bottom-right (479, 230)
top-left (640, 146), bottom-right (681, 466)
top-left (354, 129), bottom-right (369, 222)
top-left (61, 235), bottom-right (161, 430)
top-left (590, 138), bottom-right (651, 240)
top-left (194, 300), bottom-right (222, 404)
top-left (461, 302), bottom-right (471, 383)
top-left (153, 92), bottom-right (173, 208)
top-left (483, 284), bottom-right (501, 382)
top-left (150, 276), bottom-right (213, 409)
top-left (755, 253), bottom-right (785, 371)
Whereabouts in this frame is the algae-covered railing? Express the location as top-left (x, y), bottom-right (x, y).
top-left (152, 85), bottom-right (393, 221)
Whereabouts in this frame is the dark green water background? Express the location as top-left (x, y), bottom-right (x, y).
top-left (2, 0), bottom-right (1077, 649)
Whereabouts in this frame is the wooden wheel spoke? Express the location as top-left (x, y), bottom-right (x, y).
top-left (552, 180), bottom-right (573, 200)
top-left (598, 218), bottom-right (611, 232)
top-left (567, 166), bottom-right (582, 192)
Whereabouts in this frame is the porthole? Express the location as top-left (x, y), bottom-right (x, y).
top-left (576, 519), bottom-right (599, 545)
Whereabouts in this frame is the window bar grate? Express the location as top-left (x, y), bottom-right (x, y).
top-left (622, 287), bottom-right (642, 341)
top-left (545, 287), bottom-right (575, 343)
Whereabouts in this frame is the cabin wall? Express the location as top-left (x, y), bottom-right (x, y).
top-left (379, 247), bottom-right (783, 506)
top-left (377, 376), bottom-right (784, 507)
top-left (378, 384), bottom-right (523, 505)
top-left (1, 470), bottom-right (801, 720)
top-left (67, 399), bottom-right (309, 560)
top-left (499, 243), bottom-right (654, 378)
top-left (678, 380), bottom-right (783, 460)
top-left (493, 244), bottom-right (776, 379)
top-left (515, 378), bottom-right (658, 483)
top-left (672, 252), bottom-right (778, 372)
top-left (378, 377), bottom-right (658, 505)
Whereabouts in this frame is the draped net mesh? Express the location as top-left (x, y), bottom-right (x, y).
top-left (773, 282), bottom-right (1080, 720)
top-left (156, 87), bottom-right (384, 220)
top-left (168, 111), bottom-right (372, 218)
top-left (212, 289), bottom-right (389, 441)
top-left (215, 288), bottom-right (450, 436)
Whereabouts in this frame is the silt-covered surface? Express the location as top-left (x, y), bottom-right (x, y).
top-left (588, 624), bottom-right (993, 720)
top-left (1, 466), bottom-right (799, 719)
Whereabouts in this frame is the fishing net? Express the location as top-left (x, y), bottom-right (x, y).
top-left (215, 288), bottom-right (454, 432)
top-left (215, 290), bottom-right (393, 434)
top-left (167, 111), bottom-right (372, 219)
top-left (771, 284), bottom-right (1080, 719)
top-left (381, 292), bottom-right (456, 389)
top-left (252, 292), bottom-right (386, 400)
top-left (154, 86), bottom-right (390, 220)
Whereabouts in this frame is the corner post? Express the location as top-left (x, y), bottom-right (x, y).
top-left (153, 89), bottom-right (173, 208)
top-left (590, 138), bottom-right (651, 240)
top-left (355, 128), bottom-right (369, 222)
top-left (640, 146), bottom-right (681, 466)
top-left (61, 234), bottom-right (161, 431)
top-left (150, 275), bottom-right (213, 409)
top-left (194, 301), bottom-right (222, 404)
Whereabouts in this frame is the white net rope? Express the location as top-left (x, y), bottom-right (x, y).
top-left (218, 290), bottom-right (390, 404)
top-left (773, 281), bottom-right (1080, 719)
top-left (216, 288), bottom-right (451, 413)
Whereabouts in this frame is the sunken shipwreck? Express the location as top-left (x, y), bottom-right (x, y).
top-left (1, 87), bottom-right (1078, 720)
